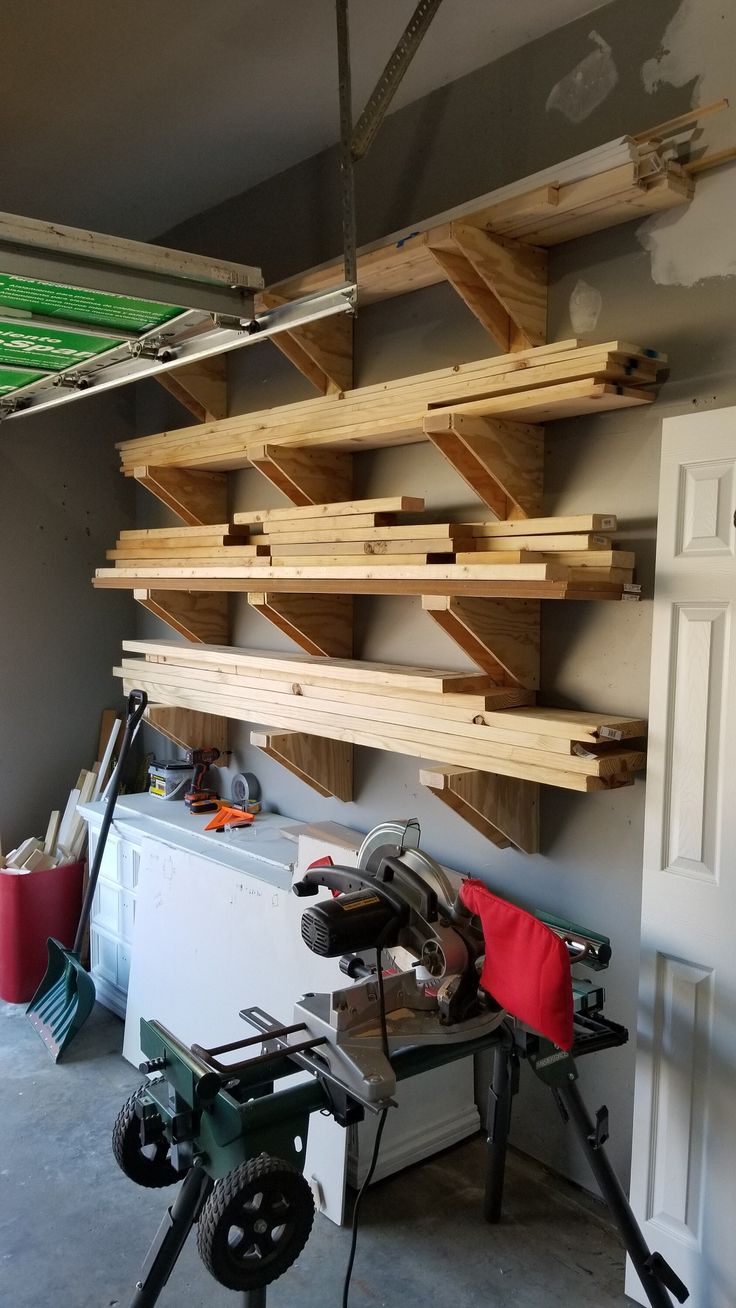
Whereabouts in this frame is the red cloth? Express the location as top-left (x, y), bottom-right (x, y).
top-left (460, 879), bottom-right (574, 1050)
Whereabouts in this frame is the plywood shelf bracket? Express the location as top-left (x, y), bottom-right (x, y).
top-left (146, 705), bottom-right (229, 755)
top-left (250, 444), bottom-right (353, 506)
top-left (133, 464), bottom-right (228, 526)
top-left (422, 595), bottom-right (539, 688)
top-left (420, 764), bottom-right (539, 853)
top-left (250, 729), bottom-right (353, 801)
top-left (248, 593), bottom-right (353, 658)
top-left (134, 589), bottom-right (230, 644)
top-left (260, 291), bottom-right (353, 394)
top-left (423, 413), bottom-right (543, 517)
top-left (156, 357), bottom-right (228, 423)
top-left (428, 223), bottom-right (548, 353)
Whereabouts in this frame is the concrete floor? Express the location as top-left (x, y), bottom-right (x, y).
top-left (0, 999), bottom-right (639, 1308)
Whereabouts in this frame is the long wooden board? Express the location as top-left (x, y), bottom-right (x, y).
top-left (117, 342), bottom-right (661, 473)
top-left (233, 496), bottom-right (425, 525)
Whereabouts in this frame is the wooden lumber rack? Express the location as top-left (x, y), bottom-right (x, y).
top-left (95, 503), bottom-right (640, 605)
top-left (115, 339), bottom-right (664, 485)
top-left (116, 639), bottom-right (647, 809)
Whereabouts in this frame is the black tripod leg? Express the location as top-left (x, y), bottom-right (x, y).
top-left (558, 1082), bottom-right (688, 1308)
top-left (241, 1290), bottom-right (267, 1307)
top-left (483, 1035), bottom-right (517, 1223)
top-left (129, 1165), bottom-right (214, 1308)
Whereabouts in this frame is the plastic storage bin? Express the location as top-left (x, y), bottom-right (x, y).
top-left (0, 860), bottom-right (85, 1003)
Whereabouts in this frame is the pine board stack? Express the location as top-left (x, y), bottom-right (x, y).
top-left (236, 496), bottom-right (474, 567)
top-left (266, 106), bottom-right (721, 305)
top-left (116, 339), bottom-right (666, 474)
top-left (116, 640), bottom-right (647, 793)
top-left (96, 504), bottom-right (637, 598)
top-left (458, 514), bottom-right (639, 590)
top-left (107, 522), bottom-right (270, 569)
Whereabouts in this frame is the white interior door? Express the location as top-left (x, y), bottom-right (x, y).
top-left (627, 408), bottom-right (736, 1306)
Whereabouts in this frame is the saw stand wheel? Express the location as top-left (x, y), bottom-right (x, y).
top-left (112, 1082), bottom-right (182, 1189)
top-left (197, 1155), bottom-right (315, 1292)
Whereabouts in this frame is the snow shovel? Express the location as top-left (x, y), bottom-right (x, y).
top-left (27, 689), bottom-right (148, 1061)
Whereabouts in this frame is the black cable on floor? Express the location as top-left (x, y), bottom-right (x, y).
top-left (341, 947), bottom-right (391, 1308)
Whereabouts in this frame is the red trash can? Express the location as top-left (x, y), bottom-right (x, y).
top-left (0, 860), bottom-right (85, 1003)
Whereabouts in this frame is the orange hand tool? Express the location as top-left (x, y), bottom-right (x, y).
top-left (203, 803), bottom-right (255, 832)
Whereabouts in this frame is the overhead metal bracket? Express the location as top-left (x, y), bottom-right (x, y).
top-left (351, 0), bottom-right (446, 161)
top-left (335, 0), bottom-right (445, 285)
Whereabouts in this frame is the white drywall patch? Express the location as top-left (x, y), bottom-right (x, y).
top-left (638, 167), bottom-right (736, 287)
top-left (642, 0), bottom-right (733, 106)
top-left (546, 31), bottom-right (618, 123)
top-left (569, 279), bottom-right (603, 333)
top-left (638, 0), bottom-right (736, 284)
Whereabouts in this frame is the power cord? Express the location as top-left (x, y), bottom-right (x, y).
top-left (341, 947), bottom-right (391, 1308)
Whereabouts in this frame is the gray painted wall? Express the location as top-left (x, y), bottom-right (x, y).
top-left (126, 0), bottom-right (736, 1190)
top-left (0, 392), bottom-right (137, 851)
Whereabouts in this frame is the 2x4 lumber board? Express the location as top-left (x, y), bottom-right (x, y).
top-left (43, 810), bottom-right (61, 855)
top-left (122, 339), bottom-right (659, 460)
top-left (263, 156), bottom-right (695, 307)
top-left (249, 444), bottom-right (353, 507)
top-left (261, 291), bottom-right (353, 394)
top-left (510, 171), bottom-right (692, 248)
top-left (120, 523), bottom-right (250, 540)
top-left (117, 664), bottom-right (535, 741)
top-left (234, 496), bottom-right (425, 525)
top-left (133, 466), bottom-right (228, 526)
top-left (249, 523), bottom-right (468, 545)
top-left (270, 554), bottom-right (454, 567)
top-left (113, 542), bottom-right (265, 558)
top-left (0, 210), bottom-right (263, 288)
top-left (117, 343), bottom-right (661, 471)
top-left (248, 593), bottom-right (353, 658)
top-left (121, 639), bottom-right (495, 695)
top-left (424, 414), bottom-right (543, 517)
top-left (419, 766), bottom-right (539, 853)
top-left (145, 705), bottom-right (229, 755)
top-left (471, 532), bottom-right (611, 549)
top-left (121, 660), bottom-right (645, 743)
top-left (156, 357), bottom-right (228, 424)
top-left (118, 663), bottom-right (643, 776)
top-left (123, 657), bottom-right (646, 739)
top-left (251, 730), bottom-right (353, 801)
top-left (94, 569), bottom-right (625, 600)
top-left (119, 657), bottom-right (531, 715)
top-left (429, 223), bottom-right (548, 351)
top-left (134, 589), bottom-right (229, 644)
top-left (120, 674), bottom-right (636, 793)
top-left (478, 513), bottom-right (617, 536)
top-left (266, 537), bottom-right (474, 556)
top-left (422, 596), bottom-right (540, 689)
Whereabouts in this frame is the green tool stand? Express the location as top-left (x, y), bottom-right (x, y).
top-left (115, 1000), bottom-right (688, 1308)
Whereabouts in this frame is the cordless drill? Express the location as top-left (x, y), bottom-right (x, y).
top-left (184, 748), bottom-right (221, 813)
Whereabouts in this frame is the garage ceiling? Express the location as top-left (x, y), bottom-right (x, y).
top-left (0, 0), bottom-right (610, 239)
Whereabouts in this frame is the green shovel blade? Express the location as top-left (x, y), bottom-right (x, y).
top-left (26, 938), bottom-right (96, 1062)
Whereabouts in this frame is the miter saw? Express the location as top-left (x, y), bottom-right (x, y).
top-left (113, 820), bottom-right (689, 1308)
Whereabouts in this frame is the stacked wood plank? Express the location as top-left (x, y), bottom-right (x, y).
top-left (238, 496), bottom-right (471, 567)
top-left (458, 515), bottom-right (638, 588)
top-left (107, 522), bottom-right (270, 569)
top-left (116, 640), bottom-right (646, 793)
top-left (97, 502), bottom-right (637, 599)
top-left (266, 110), bottom-right (717, 307)
top-left (116, 339), bottom-right (665, 474)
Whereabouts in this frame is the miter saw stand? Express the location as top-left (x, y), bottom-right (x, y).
top-left (115, 833), bottom-right (688, 1308)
